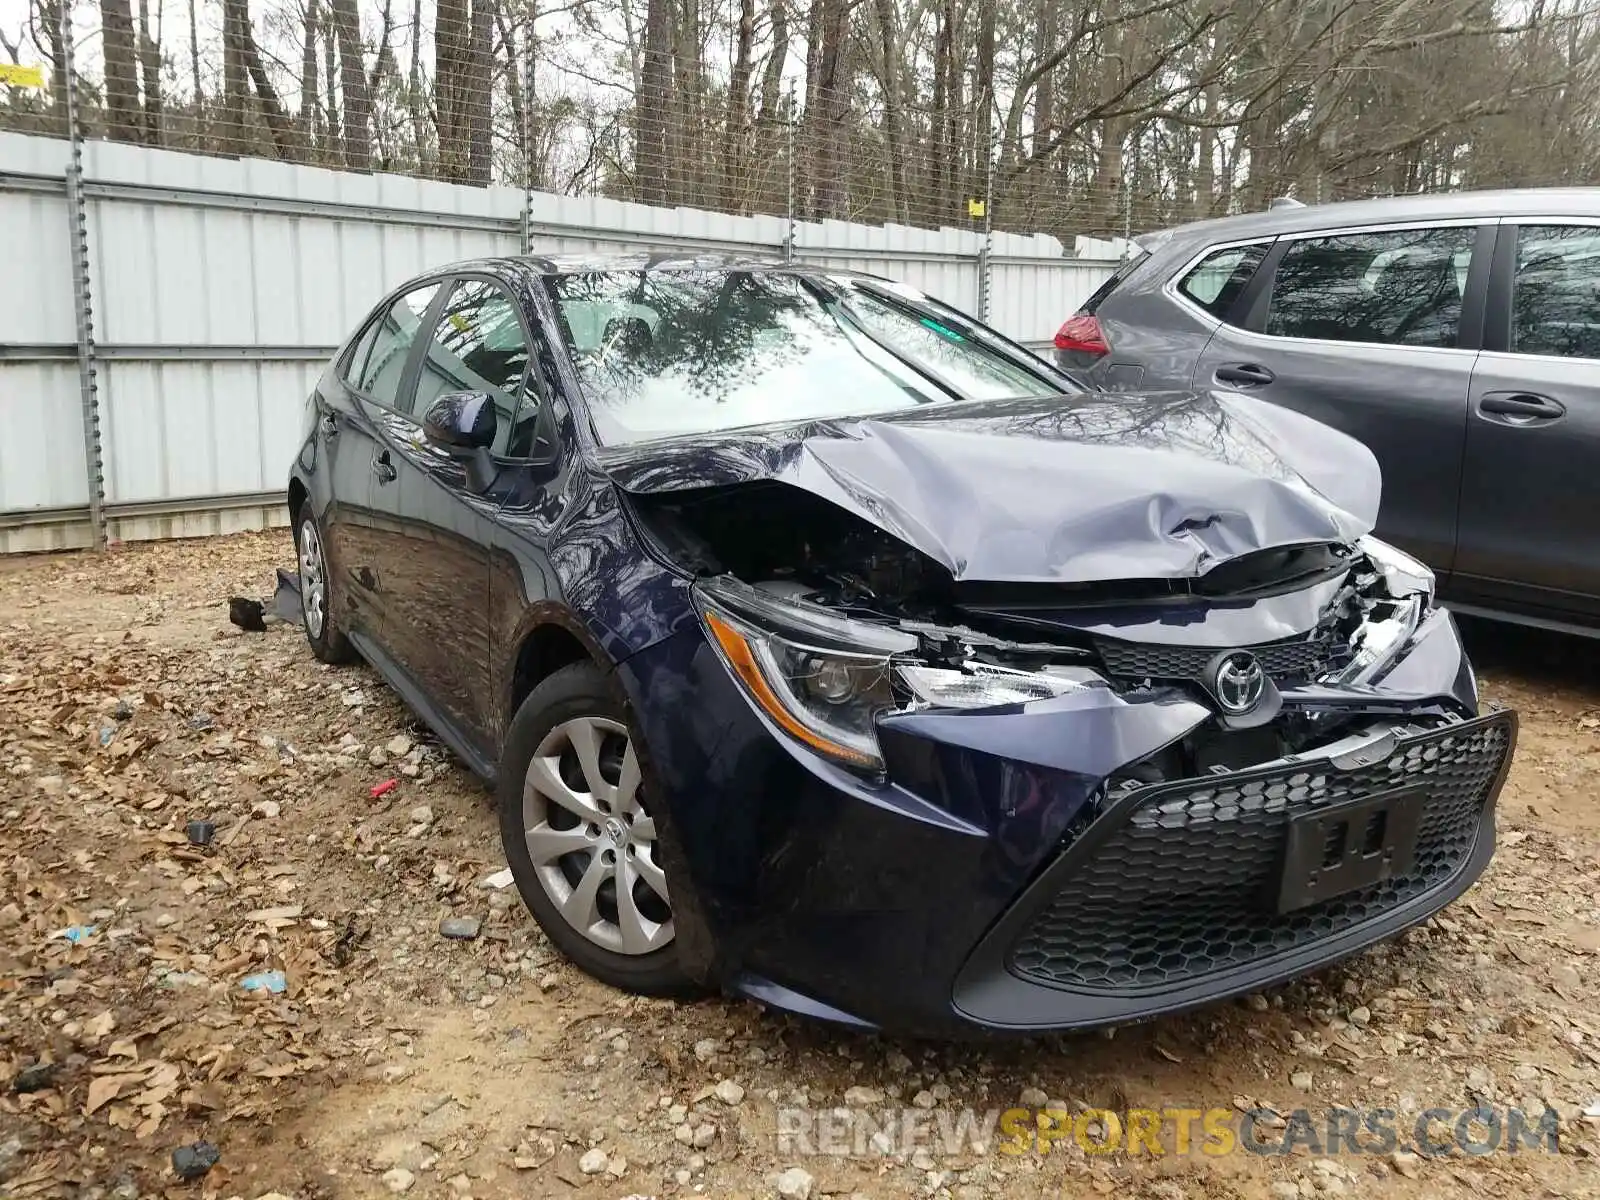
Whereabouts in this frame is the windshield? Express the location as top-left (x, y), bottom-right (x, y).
top-left (543, 270), bottom-right (1063, 445)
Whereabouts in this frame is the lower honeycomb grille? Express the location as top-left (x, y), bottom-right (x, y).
top-left (1009, 713), bottom-right (1515, 993)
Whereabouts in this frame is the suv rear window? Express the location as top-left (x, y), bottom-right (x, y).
top-left (1264, 227), bottom-right (1473, 348)
top-left (1081, 250), bottom-right (1149, 315)
top-left (1177, 244), bottom-right (1269, 320)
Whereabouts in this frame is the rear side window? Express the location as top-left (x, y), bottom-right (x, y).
top-left (1177, 243), bottom-right (1268, 320)
top-left (1081, 250), bottom-right (1149, 315)
top-left (1265, 227), bottom-right (1473, 348)
top-left (355, 283), bottom-right (441, 409)
top-left (1511, 225), bottom-right (1600, 360)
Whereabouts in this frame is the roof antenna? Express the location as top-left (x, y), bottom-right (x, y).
top-left (1268, 196), bottom-right (1306, 211)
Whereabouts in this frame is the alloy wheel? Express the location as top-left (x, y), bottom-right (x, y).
top-left (521, 716), bottom-right (673, 955)
top-left (297, 517), bottom-right (327, 640)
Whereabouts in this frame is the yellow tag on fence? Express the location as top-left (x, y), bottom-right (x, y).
top-left (967, 198), bottom-right (986, 219)
top-left (0, 63), bottom-right (46, 89)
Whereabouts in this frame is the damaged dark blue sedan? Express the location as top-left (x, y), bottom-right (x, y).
top-left (286, 255), bottom-right (1517, 1036)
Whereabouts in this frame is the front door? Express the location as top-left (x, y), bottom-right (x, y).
top-left (1456, 221), bottom-right (1600, 620)
top-left (367, 276), bottom-right (535, 754)
top-left (1192, 223), bottom-right (1490, 575)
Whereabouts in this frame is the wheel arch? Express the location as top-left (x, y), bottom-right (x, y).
top-left (506, 605), bottom-right (617, 729)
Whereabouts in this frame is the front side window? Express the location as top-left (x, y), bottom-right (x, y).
top-left (1512, 226), bottom-right (1600, 360)
top-left (1177, 243), bottom-right (1269, 320)
top-left (412, 279), bottom-right (534, 455)
top-left (545, 271), bottom-right (1063, 446)
top-left (1265, 227), bottom-right (1474, 349)
top-left (356, 283), bottom-right (441, 408)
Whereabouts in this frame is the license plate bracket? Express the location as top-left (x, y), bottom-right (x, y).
top-left (1276, 786), bottom-right (1425, 914)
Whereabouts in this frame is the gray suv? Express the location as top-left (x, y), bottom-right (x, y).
top-left (1057, 190), bottom-right (1600, 634)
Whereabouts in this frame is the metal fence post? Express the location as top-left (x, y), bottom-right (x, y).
top-left (61, 0), bottom-right (107, 551)
top-left (977, 127), bottom-right (996, 322)
top-left (783, 82), bottom-right (797, 263)
top-left (520, 26), bottom-right (534, 255)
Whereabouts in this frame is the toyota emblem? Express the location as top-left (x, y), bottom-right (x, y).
top-left (1209, 651), bottom-right (1267, 716)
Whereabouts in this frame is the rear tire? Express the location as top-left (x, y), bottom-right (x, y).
top-left (498, 661), bottom-right (694, 996)
top-left (294, 509), bottom-right (358, 665)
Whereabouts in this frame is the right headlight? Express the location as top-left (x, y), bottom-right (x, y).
top-left (1358, 535), bottom-right (1435, 606)
top-left (693, 577), bottom-right (1091, 772)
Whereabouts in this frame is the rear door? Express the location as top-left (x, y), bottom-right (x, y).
top-left (319, 282), bottom-right (441, 633)
top-left (1191, 222), bottom-right (1493, 574)
top-left (1455, 221), bottom-right (1600, 620)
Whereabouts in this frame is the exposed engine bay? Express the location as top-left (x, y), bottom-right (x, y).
top-left (628, 480), bottom-right (1443, 777)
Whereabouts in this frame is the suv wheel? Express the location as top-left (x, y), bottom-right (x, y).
top-left (499, 661), bottom-right (692, 995)
top-left (295, 510), bottom-right (357, 665)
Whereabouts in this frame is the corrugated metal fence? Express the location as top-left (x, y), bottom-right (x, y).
top-left (0, 130), bottom-right (1120, 554)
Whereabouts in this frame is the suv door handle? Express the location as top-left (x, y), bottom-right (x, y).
top-left (1214, 363), bottom-right (1275, 387)
top-left (319, 414), bottom-right (339, 439)
top-left (1478, 392), bottom-right (1565, 421)
top-left (372, 450), bottom-right (397, 483)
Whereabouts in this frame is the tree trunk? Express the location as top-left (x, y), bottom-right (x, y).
top-left (435, 0), bottom-right (468, 179)
top-left (637, 0), bottom-right (672, 203)
top-left (1194, 80), bottom-right (1218, 217)
top-left (497, 8), bottom-right (528, 187)
top-left (811, 0), bottom-right (851, 218)
top-left (467, 0), bottom-right (492, 184)
top-left (724, 0), bottom-right (754, 209)
top-left (1032, 0), bottom-right (1053, 160)
top-left (408, 0), bottom-right (426, 155)
top-left (186, 0), bottom-right (201, 120)
top-left (238, 1), bottom-right (295, 156)
top-left (754, 0), bottom-right (787, 211)
top-left (674, 0), bottom-right (702, 204)
top-left (220, 0), bottom-right (248, 154)
top-left (137, 0), bottom-right (163, 143)
top-left (100, 0), bottom-right (142, 142)
top-left (300, 0), bottom-right (320, 153)
top-left (872, 0), bottom-right (906, 222)
top-left (331, 0), bottom-right (370, 170)
top-left (324, 16), bottom-right (341, 162)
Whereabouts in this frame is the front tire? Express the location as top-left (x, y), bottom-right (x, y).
top-left (498, 661), bottom-right (692, 995)
top-left (294, 509), bottom-right (357, 665)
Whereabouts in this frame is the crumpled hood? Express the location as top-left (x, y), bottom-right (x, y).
top-left (594, 390), bottom-right (1381, 584)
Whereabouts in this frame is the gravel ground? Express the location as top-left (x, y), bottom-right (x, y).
top-left (2, 530), bottom-right (1599, 1200)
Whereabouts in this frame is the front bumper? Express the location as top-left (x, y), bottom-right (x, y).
top-left (616, 609), bottom-right (1516, 1037)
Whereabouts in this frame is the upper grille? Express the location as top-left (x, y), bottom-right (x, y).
top-left (1093, 632), bottom-right (1336, 684)
top-left (1009, 714), bottom-right (1514, 993)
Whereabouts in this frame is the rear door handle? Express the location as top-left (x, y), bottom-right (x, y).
top-left (372, 450), bottom-right (397, 484)
top-left (1214, 363), bottom-right (1275, 387)
top-left (1477, 392), bottom-right (1565, 421)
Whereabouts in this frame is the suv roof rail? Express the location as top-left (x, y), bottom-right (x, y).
top-left (1268, 196), bottom-right (1306, 210)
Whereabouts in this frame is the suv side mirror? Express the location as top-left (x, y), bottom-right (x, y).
top-left (422, 392), bottom-right (497, 453)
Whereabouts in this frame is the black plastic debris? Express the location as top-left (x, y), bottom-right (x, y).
top-left (11, 1061), bottom-right (56, 1093)
top-left (185, 820), bottom-right (216, 847)
top-left (112, 699), bottom-right (133, 721)
top-left (228, 597), bottom-right (268, 632)
top-left (273, 568), bottom-right (303, 624)
top-left (171, 1141), bottom-right (221, 1181)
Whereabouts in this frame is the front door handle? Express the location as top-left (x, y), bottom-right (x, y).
top-left (319, 414), bottom-right (339, 439)
top-left (1214, 363), bottom-right (1275, 387)
top-left (1478, 392), bottom-right (1565, 421)
top-left (372, 450), bottom-right (397, 484)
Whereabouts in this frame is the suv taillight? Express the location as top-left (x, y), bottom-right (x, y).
top-left (1053, 314), bottom-right (1109, 358)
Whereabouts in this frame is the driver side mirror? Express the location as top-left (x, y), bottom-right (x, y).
top-left (422, 391), bottom-right (497, 454)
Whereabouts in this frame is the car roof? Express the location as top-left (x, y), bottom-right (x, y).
top-left (1142, 187), bottom-right (1600, 251)
top-left (469, 251), bottom-right (821, 276)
